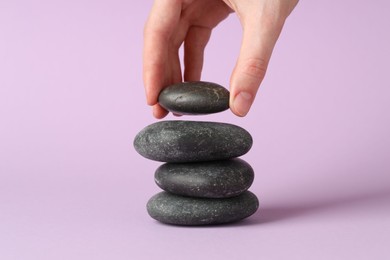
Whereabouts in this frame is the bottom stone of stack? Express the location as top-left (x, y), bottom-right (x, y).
top-left (147, 191), bottom-right (259, 226)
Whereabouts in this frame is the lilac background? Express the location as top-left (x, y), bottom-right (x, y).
top-left (1, 0), bottom-right (390, 259)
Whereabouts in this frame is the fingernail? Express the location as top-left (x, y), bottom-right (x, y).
top-left (233, 92), bottom-right (253, 116)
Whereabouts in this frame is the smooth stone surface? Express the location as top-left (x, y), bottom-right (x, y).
top-left (155, 158), bottom-right (254, 198)
top-left (133, 120), bottom-right (252, 162)
top-left (158, 81), bottom-right (229, 115)
top-left (147, 191), bottom-right (259, 226)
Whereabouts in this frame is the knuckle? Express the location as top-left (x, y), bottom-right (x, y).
top-left (240, 58), bottom-right (268, 79)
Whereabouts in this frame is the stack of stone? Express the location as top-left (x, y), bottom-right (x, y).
top-left (134, 82), bottom-right (259, 225)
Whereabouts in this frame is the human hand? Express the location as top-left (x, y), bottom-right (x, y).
top-left (143, 0), bottom-right (298, 118)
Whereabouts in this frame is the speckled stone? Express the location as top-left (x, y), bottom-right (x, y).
top-left (158, 81), bottom-right (229, 115)
top-left (155, 158), bottom-right (254, 198)
top-left (133, 120), bottom-right (252, 162)
top-left (147, 191), bottom-right (259, 225)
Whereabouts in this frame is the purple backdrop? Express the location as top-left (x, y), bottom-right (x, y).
top-left (1, 0), bottom-right (389, 259)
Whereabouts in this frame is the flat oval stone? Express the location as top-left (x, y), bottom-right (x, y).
top-left (133, 120), bottom-right (252, 162)
top-left (155, 158), bottom-right (254, 198)
top-left (147, 191), bottom-right (259, 225)
top-left (158, 81), bottom-right (229, 115)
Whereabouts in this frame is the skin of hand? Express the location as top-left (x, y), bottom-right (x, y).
top-left (143, 0), bottom-right (299, 118)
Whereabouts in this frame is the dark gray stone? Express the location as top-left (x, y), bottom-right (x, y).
top-left (147, 191), bottom-right (259, 225)
top-left (155, 159), bottom-right (254, 198)
top-left (158, 81), bottom-right (229, 115)
top-left (133, 120), bottom-right (252, 162)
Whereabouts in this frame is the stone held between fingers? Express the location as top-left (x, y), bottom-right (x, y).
top-left (158, 81), bottom-right (230, 115)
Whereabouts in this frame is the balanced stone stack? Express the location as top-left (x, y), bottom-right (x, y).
top-left (134, 82), bottom-right (259, 225)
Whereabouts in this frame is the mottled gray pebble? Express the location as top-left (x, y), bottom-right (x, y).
top-left (155, 158), bottom-right (254, 198)
top-left (158, 81), bottom-right (229, 115)
top-left (133, 120), bottom-right (252, 162)
top-left (147, 191), bottom-right (259, 225)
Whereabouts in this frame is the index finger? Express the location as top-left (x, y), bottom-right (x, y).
top-left (143, 0), bottom-right (182, 106)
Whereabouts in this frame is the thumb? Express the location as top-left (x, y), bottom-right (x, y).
top-left (230, 17), bottom-right (284, 117)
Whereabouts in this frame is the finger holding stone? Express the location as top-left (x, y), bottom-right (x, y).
top-left (184, 26), bottom-right (212, 81)
top-left (143, 0), bottom-right (182, 107)
top-left (152, 104), bottom-right (169, 119)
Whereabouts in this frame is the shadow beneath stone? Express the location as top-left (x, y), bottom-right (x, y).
top-left (228, 187), bottom-right (390, 227)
